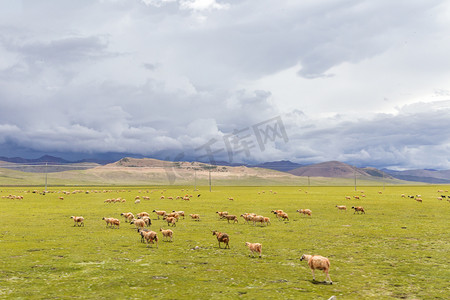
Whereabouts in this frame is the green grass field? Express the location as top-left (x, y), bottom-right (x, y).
top-left (0, 185), bottom-right (449, 299)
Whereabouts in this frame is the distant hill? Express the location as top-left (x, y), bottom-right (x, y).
top-left (60, 157), bottom-right (307, 186)
top-left (0, 155), bottom-right (114, 165)
top-left (2, 155), bottom-right (448, 184)
top-left (288, 161), bottom-right (393, 179)
top-left (0, 160), bottom-right (100, 173)
top-left (383, 169), bottom-right (450, 183)
top-left (0, 155), bottom-right (70, 164)
top-left (250, 160), bottom-right (303, 172)
top-left (0, 157), bottom-right (407, 186)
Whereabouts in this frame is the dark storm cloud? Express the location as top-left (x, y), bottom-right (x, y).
top-left (0, 0), bottom-right (449, 169)
top-left (281, 101), bottom-right (450, 169)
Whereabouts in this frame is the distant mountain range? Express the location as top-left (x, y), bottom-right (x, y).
top-left (1, 155), bottom-right (450, 183)
top-left (0, 155), bottom-right (102, 173)
top-left (0, 155), bottom-right (114, 165)
top-left (0, 155), bottom-right (72, 164)
top-left (382, 168), bottom-right (450, 184)
top-left (287, 161), bottom-right (392, 178)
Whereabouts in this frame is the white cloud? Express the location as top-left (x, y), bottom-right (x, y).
top-left (0, 0), bottom-right (449, 169)
top-left (140, 0), bottom-right (229, 12)
top-left (141, 0), bottom-right (177, 7)
top-left (180, 0), bottom-right (229, 12)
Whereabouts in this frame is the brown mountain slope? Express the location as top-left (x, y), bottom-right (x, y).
top-left (90, 157), bottom-right (303, 185)
top-left (288, 161), bottom-right (390, 178)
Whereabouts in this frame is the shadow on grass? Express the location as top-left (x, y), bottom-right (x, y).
top-left (310, 280), bottom-right (333, 285)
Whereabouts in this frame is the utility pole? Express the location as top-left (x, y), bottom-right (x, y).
top-left (44, 162), bottom-right (48, 193)
top-left (209, 168), bottom-right (212, 192)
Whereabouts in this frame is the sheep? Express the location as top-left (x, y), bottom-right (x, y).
top-left (335, 205), bottom-right (347, 211)
top-left (152, 210), bottom-right (167, 220)
top-left (130, 218), bottom-right (146, 231)
top-left (352, 206), bottom-right (365, 214)
top-left (263, 216), bottom-right (271, 226)
top-left (271, 210), bottom-right (284, 219)
top-left (345, 196), bottom-right (351, 200)
top-left (111, 218), bottom-right (120, 229)
top-left (281, 212), bottom-right (290, 221)
top-left (252, 215), bottom-right (266, 226)
top-left (136, 212), bottom-right (149, 218)
top-left (160, 228), bottom-right (173, 242)
top-left (189, 214), bottom-right (200, 221)
top-left (172, 210), bottom-right (185, 219)
top-left (275, 211), bottom-right (289, 221)
top-left (216, 211), bottom-right (228, 218)
top-left (137, 228), bottom-right (150, 243)
top-left (70, 216), bottom-right (84, 227)
top-left (139, 229), bottom-right (158, 248)
top-left (126, 213), bottom-right (135, 223)
top-left (102, 217), bottom-right (113, 228)
top-left (245, 242), bottom-right (262, 258)
top-left (437, 197), bottom-right (443, 201)
top-left (354, 196), bottom-right (360, 200)
top-left (140, 216), bottom-right (152, 226)
top-left (415, 197), bottom-right (423, 203)
top-left (300, 254), bottom-right (332, 283)
top-left (135, 199), bottom-right (141, 204)
top-left (240, 213), bottom-right (254, 224)
top-left (120, 212), bottom-right (134, 223)
top-left (212, 231), bottom-right (230, 249)
top-left (166, 212), bottom-right (180, 221)
top-left (297, 209), bottom-right (312, 217)
top-left (163, 216), bottom-right (177, 227)
top-left (221, 214), bottom-right (238, 224)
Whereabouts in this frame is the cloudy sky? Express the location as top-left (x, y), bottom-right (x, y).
top-left (1, 0), bottom-right (450, 170)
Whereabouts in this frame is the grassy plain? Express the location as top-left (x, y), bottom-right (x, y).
top-left (0, 185), bottom-right (449, 299)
